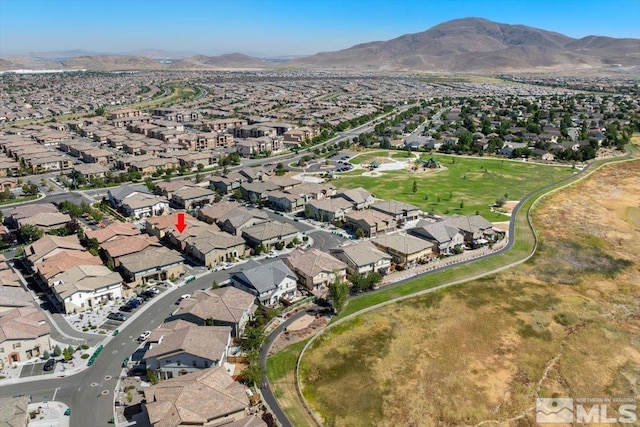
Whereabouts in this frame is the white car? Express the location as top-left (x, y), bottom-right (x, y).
top-left (221, 263), bottom-right (234, 270)
top-left (180, 294), bottom-right (191, 300)
top-left (266, 252), bottom-right (277, 259)
top-left (138, 331), bottom-right (151, 342)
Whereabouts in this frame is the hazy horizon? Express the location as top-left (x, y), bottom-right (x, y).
top-left (1, 0), bottom-right (639, 58)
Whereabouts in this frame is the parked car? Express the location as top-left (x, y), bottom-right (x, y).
top-left (222, 263), bottom-right (234, 270)
top-left (109, 312), bottom-right (127, 321)
top-left (119, 305), bottom-right (133, 312)
top-left (138, 331), bottom-right (151, 342)
top-left (127, 299), bottom-right (141, 308)
top-left (128, 365), bottom-right (146, 377)
top-left (43, 359), bottom-right (56, 371)
top-left (176, 294), bottom-right (191, 305)
top-left (266, 252), bottom-right (277, 259)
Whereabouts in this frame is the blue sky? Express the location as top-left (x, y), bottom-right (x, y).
top-left (0, 0), bottom-right (639, 57)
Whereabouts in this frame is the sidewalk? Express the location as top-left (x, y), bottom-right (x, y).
top-left (27, 401), bottom-right (71, 427)
top-left (380, 238), bottom-right (509, 286)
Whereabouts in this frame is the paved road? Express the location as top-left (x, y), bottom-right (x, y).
top-left (259, 308), bottom-right (313, 427)
top-left (0, 269), bottom-right (234, 427)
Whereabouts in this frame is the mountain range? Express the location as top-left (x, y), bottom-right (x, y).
top-left (1, 18), bottom-right (638, 73)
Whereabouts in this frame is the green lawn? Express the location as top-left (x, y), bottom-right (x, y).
top-left (334, 152), bottom-right (574, 221)
top-left (348, 151), bottom-right (388, 165)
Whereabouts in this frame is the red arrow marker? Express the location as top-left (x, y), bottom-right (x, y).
top-left (175, 213), bottom-right (187, 233)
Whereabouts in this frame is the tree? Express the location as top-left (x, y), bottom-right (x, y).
top-left (241, 350), bottom-right (263, 387)
top-left (412, 180), bottom-right (417, 194)
top-left (42, 350), bottom-right (50, 359)
top-left (211, 280), bottom-right (219, 289)
top-left (53, 345), bottom-right (62, 357)
top-left (20, 224), bottom-right (43, 242)
top-left (329, 277), bottom-right (349, 314)
top-left (495, 196), bottom-right (506, 207)
top-left (355, 228), bottom-right (365, 239)
top-left (196, 163), bottom-right (204, 172)
top-left (243, 326), bottom-right (265, 351)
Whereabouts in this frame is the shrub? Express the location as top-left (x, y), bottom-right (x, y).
top-left (81, 344), bottom-right (89, 350)
top-left (53, 345), bottom-right (62, 357)
top-left (286, 242), bottom-right (294, 249)
top-left (81, 354), bottom-right (90, 359)
top-left (42, 350), bottom-right (50, 360)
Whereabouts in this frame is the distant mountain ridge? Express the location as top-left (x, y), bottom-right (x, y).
top-left (1, 18), bottom-right (638, 73)
top-left (293, 17), bottom-right (640, 72)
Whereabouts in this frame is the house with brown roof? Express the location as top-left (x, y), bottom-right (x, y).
top-left (285, 248), bottom-right (348, 295)
top-left (241, 221), bottom-right (298, 251)
top-left (5, 203), bottom-right (59, 228)
top-left (142, 366), bottom-right (251, 427)
top-left (50, 265), bottom-right (123, 314)
top-left (217, 207), bottom-right (270, 236)
top-left (85, 222), bottom-right (140, 244)
top-left (118, 246), bottom-right (184, 287)
top-left (330, 241), bottom-right (392, 276)
top-left (143, 320), bottom-right (231, 380)
top-left (335, 187), bottom-right (375, 210)
top-left (0, 307), bottom-right (51, 364)
top-left (0, 396), bottom-right (29, 426)
top-left (145, 213), bottom-right (196, 240)
top-left (100, 234), bottom-right (162, 268)
top-left (185, 231), bottom-right (246, 267)
top-left (0, 286), bottom-right (32, 314)
top-left (305, 197), bottom-right (353, 222)
top-left (345, 210), bottom-right (396, 238)
top-left (165, 220), bottom-right (221, 252)
top-left (25, 234), bottom-right (84, 264)
top-left (171, 186), bottom-right (217, 209)
top-left (173, 287), bottom-right (256, 337)
top-left (197, 201), bottom-right (240, 224)
top-left (17, 212), bottom-right (72, 232)
top-left (34, 250), bottom-right (102, 282)
top-left (371, 233), bottom-right (433, 268)
top-left (370, 200), bottom-right (422, 225)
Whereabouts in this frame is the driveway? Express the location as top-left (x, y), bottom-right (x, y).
top-left (19, 361), bottom-right (47, 378)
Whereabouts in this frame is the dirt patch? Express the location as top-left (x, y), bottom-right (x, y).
top-left (301, 159), bottom-right (640, 426)
top-left (269, 314), bottom-right (329, 355)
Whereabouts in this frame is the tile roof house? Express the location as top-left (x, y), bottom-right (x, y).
top-left (285, 248), bottom-right (347, 295)
top-left (184, 231), bottom-right (246, 267)
top-left (143, 366), bottom-right (251, 427)
top-left (217, 207), bottom-right (270, 236)
top-left (371, 233), bottom-right (433, 268)
top-left (5, 202), bottom-right (58, 227)
top-left (118, 246), bottom-right (184, 288)
top-left (0, 396), bottom-right (29, 427)
top-left (143, 320), bottom-right (231, 380)
top-left (34, 249), bottom-right (103, 282)
top-left (0, 307), bottom-right (51, 363)
top-left (50, 265), bottom-right (123, 314)
top-left (170, 186), bottom-right (217, 210)
top-left (25, 234), bottom-right (84, 264)
top-left (407, 219), bottom-right (465, 255)
top-left (173, 287), bottom-right (256, 337)
top-left (370, 200), bottom-right (422, 225)
top-left (335, 187), bottom-right (375, 210)
top-left (17, 212), bottom-right (72, 231)
top-left (440, 215), bottom-right (496, 245)
top-left (145, 213), bottom-right (196, 240)
top-left (241, 221), bottom-right (298, 251)
top-left (305, 197), bottom-right (353, 222)
top-left (230, 260), bottom-right (298, 306)
top-left (100, 234), bottom-right (162, 268)
top-left (345, 210), bottom-right (396, 238)
top-left (197, 201), bottom-right (241, 224)
top-left (0, 286), bottom-right (33, 314)
top-left (330, 241), bottom-right (392, 276)
top-left (85, 222), bottom-right (140, 244)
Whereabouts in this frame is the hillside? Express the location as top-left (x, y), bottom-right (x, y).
top-left (61, 55), bottom-right (163, 71)
top-left (170, 53), bottom-right (267, 69)
top-left (293, 17), bottom-right (640, 72)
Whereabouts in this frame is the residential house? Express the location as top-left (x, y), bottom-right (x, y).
top-left (0, 396), bottom-right (29, 426)
top-left (171, 186), bottom-right (217, 209)
top-left (5, 203), bottom-right (59, 229)
top-left (143, 366), bottom-right (251, 427)
top-left (440, 215), bottom-right (496, 247)
top-left (119, 193), bottom-right (169, 219)
top-left (371, 233), bottom-right (433, 268)
top-left (0, 286), bottom-right (33, 314)
top-left (241, 221), bottom-right (298, 251)
top-left (335, 187), bottom-right (375, 210)
top-left (25, 234), bottom-right (84, 265)
top-left (50, 265), bottom-right (123, 314)
top-left (0, 307), bottom-right (51, 364)
top-left (370, 200), bottom-right (422, 225)
top-left (184, 231), bottom-right (246, 267)
top-left (100, 235), bottom-right (162, 268)
top-left (408, 219), bottom-right (465, 255)
top-left (230, 260), bottom-right (298, 306)
top-left (35, 250), bottom-right (102, 282)
top-left (217, 207), bottom-right (270, 236)
top-left (143, 320), bottom-right (231, 380)
top-left (305, 197), bottom-right (353, 222)
top-left (17, 212), bottom-right (72, 232)
top-left (197, 201), bottom-right (241, 224)
top-left (118, 246), bottom-right (184, 288)
top-left (85, 222), bottom-right (140, 245)
top-left (239, 181), bottom-right (280, 203)
top-left (330, 241), bottom-right (392, 276)
top-left (285, 248), bottom-right (348, 295)
top-left (145, 213), bottom-right (196, 240)
top-left (173, 287), bottom-right (256, 337)
top-left (209, 174), bottom-right (243, 195)
top-left (345, 210), bottom-right (396, 238)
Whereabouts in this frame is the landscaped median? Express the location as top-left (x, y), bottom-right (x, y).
top-left (265, 144), bottom-right (638, 426)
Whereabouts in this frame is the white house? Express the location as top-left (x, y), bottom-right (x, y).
top-left (50, 265), bottom-right (123, 314)
top-left (230, 259), bottom-right (297, 306)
